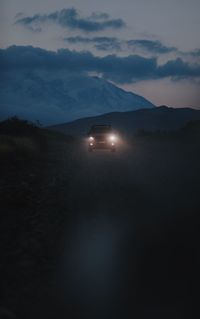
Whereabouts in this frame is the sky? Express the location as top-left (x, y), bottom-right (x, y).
top-left (0, 0), bottom-right (200, 108)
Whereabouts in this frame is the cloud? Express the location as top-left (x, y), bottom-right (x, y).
top-left (1, 46), bottom-right (200, 84)
top-left (189, 49), bottom-right (200, 57)
top-left (64, 36), bottom-right (178, 55)
top-left (64, 36), bottom-right (122, 51)
top-left (15, 8), bottom-right (125, 33)
top-left (89, 12), bottom-right (110, 20)
top-left (157, 58), bottom-right (200, 78)
top-left (127, 39), bottom-right (176, 54)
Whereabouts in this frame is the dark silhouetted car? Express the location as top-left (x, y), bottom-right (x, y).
top-left (87, 125), bottom-right (117, 152)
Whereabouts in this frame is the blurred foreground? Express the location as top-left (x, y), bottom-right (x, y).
top-left (0, 118), bottom-right (200, 319)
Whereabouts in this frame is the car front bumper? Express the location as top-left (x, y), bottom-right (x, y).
top-left (88, 141), bottom-right (115, 149)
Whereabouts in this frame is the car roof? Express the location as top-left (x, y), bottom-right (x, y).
top-left (91, 125), bottom-right (111, 128)
top-left (88, 125), bottom-right (112, 134)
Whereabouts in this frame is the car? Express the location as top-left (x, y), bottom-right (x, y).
top-left (87, 125), bottom-right (117, 152)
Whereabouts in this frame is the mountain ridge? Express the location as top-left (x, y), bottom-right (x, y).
top-left (49, 106), bottom-right (200, 136)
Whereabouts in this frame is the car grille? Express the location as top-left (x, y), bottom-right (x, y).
top-left (95, 135), bottom-right (107, 142)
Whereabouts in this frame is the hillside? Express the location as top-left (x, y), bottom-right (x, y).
top-left (49, 106), bottom-right (200, 136)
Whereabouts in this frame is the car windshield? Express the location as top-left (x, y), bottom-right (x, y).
top-left (89, 126), bottom-right (112, 134)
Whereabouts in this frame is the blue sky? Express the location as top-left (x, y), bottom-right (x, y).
top-left (0, 0), bottom-right (200, 107)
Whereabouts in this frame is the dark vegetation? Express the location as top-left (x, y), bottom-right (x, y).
top-left (0, 118), bottom-right (200, 319)
top-left (136, 119), bottom-right (200, 138)
top-left (0, 117), bottom-right (74, 162)
top-left (0, 118), bottom-right (75, 318)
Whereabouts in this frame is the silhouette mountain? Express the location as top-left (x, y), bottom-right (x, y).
top-left (49, 106), bottom-right (200, 136)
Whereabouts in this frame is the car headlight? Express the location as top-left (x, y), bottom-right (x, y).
top-left (109, 134), bottom-right (117, 142)
top-left (89, 136), bottom-right (94, 141)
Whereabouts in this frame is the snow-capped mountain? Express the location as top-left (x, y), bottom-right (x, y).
top-left (0, 71), bottom-right (154, 125)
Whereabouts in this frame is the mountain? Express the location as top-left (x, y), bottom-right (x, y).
top-left (49, 106), bottom-right (200, 136)
top-left (0, 72), bottom-right (154, 125)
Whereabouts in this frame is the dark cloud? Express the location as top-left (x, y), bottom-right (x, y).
top-left (15, 8), bottom-right (125, 32)
top-left (1, 46), bottom-right (200, 84)
top-left (90, 12), bottom-right (110, 20)
top-left (157, 58), bottom-right (200, 78)
top-left (64, 36), bottom-right (121, 51)
top-left (127, 39), bottom-right (177, 54)
top-left (64, 36), bottom-right (178, 54)
top-left (64, 36), bottom-right (118, 44)
top-left (189, 49), bottom-right (200, 57)
top-left (15, 14), bottom-right (46, 32)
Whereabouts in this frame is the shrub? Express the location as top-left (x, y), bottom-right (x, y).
top-left (0, 117), bottom-right (39, 137)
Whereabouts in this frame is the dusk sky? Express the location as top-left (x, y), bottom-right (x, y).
top-left (1, 0), bottom-right (200, 108)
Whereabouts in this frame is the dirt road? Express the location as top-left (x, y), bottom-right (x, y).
top-left (1, 135), bottom-right (199, 318)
